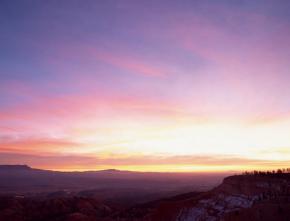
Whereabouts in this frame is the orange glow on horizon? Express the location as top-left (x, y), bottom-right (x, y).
top-left (40, 163), bottom-right (290, 173)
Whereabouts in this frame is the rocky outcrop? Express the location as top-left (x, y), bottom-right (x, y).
top-left (176, 174), bottom-right (290, 221)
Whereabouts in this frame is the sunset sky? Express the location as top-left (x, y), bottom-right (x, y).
top-left (0, 0), bottom-right (290, 172)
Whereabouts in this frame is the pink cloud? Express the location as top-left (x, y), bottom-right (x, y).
top-left (91, 49), bottom-right (170, 77)
top-left (0, 90), bottom-right (188, 123)
top-left (0, 136), bottom-right (82, 154)
top-left (43, 42), bottom-right (172, 78)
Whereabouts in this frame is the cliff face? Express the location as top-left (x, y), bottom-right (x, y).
top-left (177, 174), bottom-right (290, 221)
top-left (217, 175), bottom-right (289, 195)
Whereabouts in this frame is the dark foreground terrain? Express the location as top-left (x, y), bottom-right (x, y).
top-left (0, 165), bottom-right (289, 221)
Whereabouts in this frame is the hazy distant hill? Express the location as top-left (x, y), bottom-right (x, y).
top-left (0, 165), bottom-right (225, 206)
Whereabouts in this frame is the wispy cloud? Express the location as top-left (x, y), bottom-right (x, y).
top-left (91, 49), bottom-right (170, 77)
top-left (0, 136), bottom-right (83, 154)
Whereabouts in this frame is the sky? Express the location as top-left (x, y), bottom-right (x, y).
top-left (0, 0), bottom-right (290, 172)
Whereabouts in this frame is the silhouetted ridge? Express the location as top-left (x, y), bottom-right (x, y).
top-left (101, 169), bottom-right (121, 172)
top-left (0, 165), bottom-right (31, 170)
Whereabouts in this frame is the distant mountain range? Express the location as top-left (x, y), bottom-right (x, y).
top-left (0, 165), bottom-right (224, 195)
top-left (0, 164), bottom-right (225, 209)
